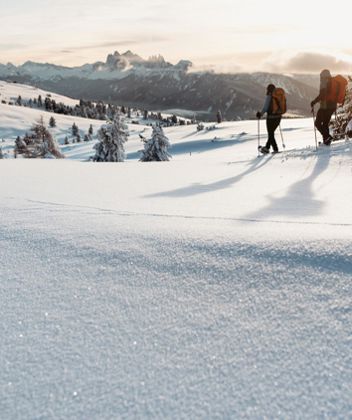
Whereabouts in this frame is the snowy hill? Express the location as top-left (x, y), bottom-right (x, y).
top-left (0, 51), bottom-right (317, 120)
top-left (0, 80), bottom-right (79, 107)
top-left (1, 83), bottom-right (352, 418)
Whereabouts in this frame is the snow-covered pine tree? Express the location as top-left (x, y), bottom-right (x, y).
top-left (140, 125), bottom-right (171, 162)
top-left (332, 76), bottom-right (352, 138)
top-left (342, 77), bottom-right (352, 130)
top-left (72, 122), bottom-right (79, 137)
top-left (14, 117), bottom-right (64, 159)
top-left (49, 116), bottom-right (56, 128)
top-left (88, 124), bottom-right (94, 136)
top-left (93, 113), bottom-right (129, 162)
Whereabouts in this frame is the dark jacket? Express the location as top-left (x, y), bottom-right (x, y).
top-left (312, 78), bottom-right (337, 110)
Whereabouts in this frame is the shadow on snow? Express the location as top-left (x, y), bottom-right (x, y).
top-left (144, 154), bottom-right (273, 198)
top-left (246, 151), bottom-right (332, 219)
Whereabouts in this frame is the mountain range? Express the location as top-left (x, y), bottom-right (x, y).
top-left (0, 51), bottom-right (319, 120)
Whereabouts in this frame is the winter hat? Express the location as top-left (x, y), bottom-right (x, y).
top-left (266, 84), bottom-right (276, 94)
top-left (320, 69), bottom-right (331, 79)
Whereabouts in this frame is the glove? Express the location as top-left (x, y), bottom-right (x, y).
top-left (310, 101), bottom-right (316, 108)
top-left (256, 111), bottom-right (262, 119)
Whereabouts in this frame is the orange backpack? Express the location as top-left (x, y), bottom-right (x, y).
top-left (326, 75), bottom-right (348, 104)
top-left (272, 88), bottom-right (287, 115)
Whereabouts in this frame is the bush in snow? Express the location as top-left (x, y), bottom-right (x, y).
top-left (93, 113), bottom-right (129, 162)
top-left (14, 117), bottom-right (64, 159)
top-left (140, 125), bottom-right (171, 162)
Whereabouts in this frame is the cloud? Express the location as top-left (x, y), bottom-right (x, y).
top-left (225, 24), bottom-right (298, 35)
top-left (0, 43), bottom-right (28, 50)
top-left (265, 51), bottom-right (352, 73)
top-left (190, 63), bottom-right (243, 74)
top-left (60, 37), bottom-right (168, 54)
top-left (191, 51), bottom-right (273, 73)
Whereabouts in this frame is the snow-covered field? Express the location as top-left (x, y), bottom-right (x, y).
top-left (1, 84), bottom-right (352, 419)
top-left (0, 81), bottom-right (79, 107)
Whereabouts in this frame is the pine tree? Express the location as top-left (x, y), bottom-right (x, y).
top-left (140, 125), bottom-right (171, 162)
top-left (332, 76), bottom-right (352, 138)
top-left (216, 110), bottom-right (222, 124)
top-left (14, 117), bottom-right (64, 159)
top-left (49, 116), bottom-right (56, 128)
top-left (72, 122), bottom-right (79, 137)
top-left (88, 124), bottom-right (93, 136)
top-left (0, 147), bottom-right (3, 159)
top-left (93, 113), bottom-right (129, 162)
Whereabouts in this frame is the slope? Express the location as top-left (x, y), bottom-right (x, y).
top-left (1, 87), bottom-right (352, 419)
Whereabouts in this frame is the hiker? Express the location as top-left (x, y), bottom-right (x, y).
top-left (256, 84), bottom-right (281, 154)
top-left (310, 69), bottom-right (337, 146)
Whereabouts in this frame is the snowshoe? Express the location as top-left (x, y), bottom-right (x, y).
top-left (258, 145), bottom-right (269, 154)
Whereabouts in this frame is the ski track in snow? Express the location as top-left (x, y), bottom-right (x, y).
top-left (18, 198), bottom-right (352, 227)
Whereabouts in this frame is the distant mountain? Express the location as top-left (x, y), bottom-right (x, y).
top-left (0, 51), bottom-right (192, 81)
top-left (292, 74), bottom-right (320, 90)
top-left (0, 51), bottom-right (317, 120)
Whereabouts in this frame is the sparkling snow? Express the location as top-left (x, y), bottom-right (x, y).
top-left (0, 84), bottom-right (352, 419)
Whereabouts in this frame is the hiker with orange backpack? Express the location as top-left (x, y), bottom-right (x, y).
top-left (256, 84), bottom-right (287, 154)
top-left (311, 69), bottom-right (348, 146)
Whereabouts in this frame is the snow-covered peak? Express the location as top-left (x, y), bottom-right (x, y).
top-left (0, 51), bottom-right (192, 81)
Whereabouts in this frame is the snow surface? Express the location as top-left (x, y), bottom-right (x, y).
top-left (1, 85), bottom-right (352, 419)
top-left (0, 81), bottom-right (79, 107)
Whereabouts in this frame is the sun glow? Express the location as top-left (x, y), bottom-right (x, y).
top-left (1, 0), bottom-right (352, 73)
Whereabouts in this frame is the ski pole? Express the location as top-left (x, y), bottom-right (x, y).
top-left (257, 117), bottom-right (260, 156)
top-left (312, 107), bottom-right (318, 151)
top-left (279, 124), bottom-right (286, 149)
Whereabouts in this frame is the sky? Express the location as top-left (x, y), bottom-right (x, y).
top-left (1, 0), bottom-right (352, 73)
